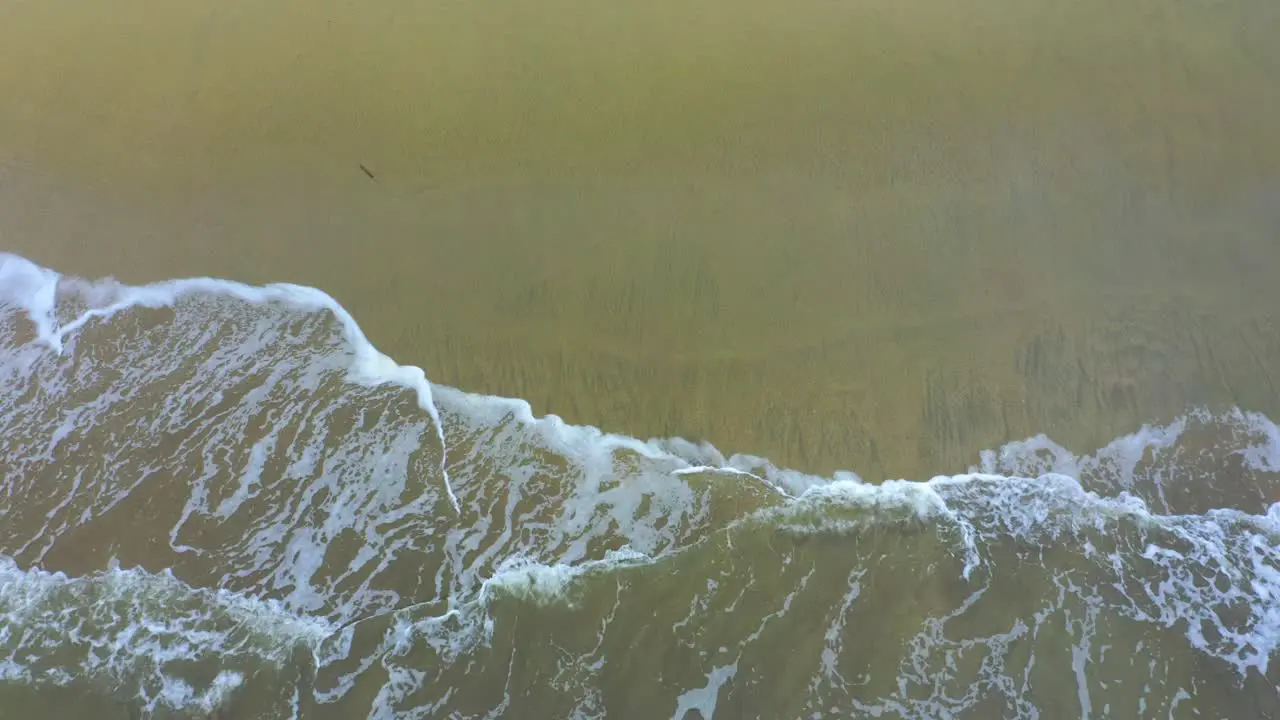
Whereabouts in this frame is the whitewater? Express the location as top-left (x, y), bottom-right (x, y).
top-left (1, 251), bottom-right (1278, 719)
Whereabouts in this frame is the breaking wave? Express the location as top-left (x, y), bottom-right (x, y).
top-left (2, 252), bottom-right (1278, 718)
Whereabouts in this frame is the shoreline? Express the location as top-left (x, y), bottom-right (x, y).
top-left (3, 0), bottom-right (1280, 477)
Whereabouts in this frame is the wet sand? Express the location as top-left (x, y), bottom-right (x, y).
top-left (3, 0), bottom-right (1280, 478)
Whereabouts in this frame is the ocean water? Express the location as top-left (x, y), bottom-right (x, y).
top-left (6, 0), bottom-right (1280, 483)
top-left (2, 253), bottom-right (1278, 718)
top-left (4, 0), bottom-right (1280, 716)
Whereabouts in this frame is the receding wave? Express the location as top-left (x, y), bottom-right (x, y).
top-left (1, 252), bottom-right (1277, 718)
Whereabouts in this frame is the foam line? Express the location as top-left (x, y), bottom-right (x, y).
top-left (1, 252), bottom-right (799, 507)
top-left (1, 254), bottom-right (810, 505)
top-left (0, 253), bottom-right (60, 348)
top-left (6, 252), bottom-right (1280, 531)
top-left (0, 253), bottom-right (461, 515)
top-left (672, 465), bottom-right (761, 480)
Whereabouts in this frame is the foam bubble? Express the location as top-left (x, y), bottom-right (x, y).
top-left (671, 663), bottom-right (737, 720)
top-left (978, 407), bottom-right (1280, 515)
top-left (0, 253), bottom-right (60, 349)
top-left (482, 548), bottom-right (650, 608)
top-left (0, 556), bottom-right (335, 713)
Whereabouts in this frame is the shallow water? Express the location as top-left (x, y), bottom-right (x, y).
top-left (4, 0), bottom-right (1280, 477)
top-left (3, 0), bottom-right (1280, 716)
top-left (1, 256), bottom-right (1279, 718)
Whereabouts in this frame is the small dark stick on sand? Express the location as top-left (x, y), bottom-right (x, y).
top-left (359, 163), bottom-right (377, 182)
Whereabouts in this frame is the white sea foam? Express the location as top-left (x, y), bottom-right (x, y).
top-left (0, 253), bottom-right (59, 347)
top-left (5, 252), bottom-right (1280, 715)
top-left (435, 384), bottom-right (785, 498)
top-left (347, 548), bottom-right (654, 718)
top-left (0, 252), bottom-right (797, 520)
top-left (481, 547), bottom-right (651, 608)
top-left (0, 556), bottom-right (336, 714)
top-left (0, 252), bottom-right (460, 515)
top-left (671, 663), bottom-right (737, 720)
top-left (742, 466), bottom-right (1280, 681)
top-left (978, 406), bottom-right (1280, 514)
top-left (4, 252), bottom-right (1278, 535)
top-left (1, 252), bottom-right (784, 644)
top-left (417, 547), bottom-right (652, 650)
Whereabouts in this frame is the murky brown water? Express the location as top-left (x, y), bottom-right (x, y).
top-left (4, 0), bottom-right (1280, 475)
top-left (2, 0), bottom-right (1280, 717)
